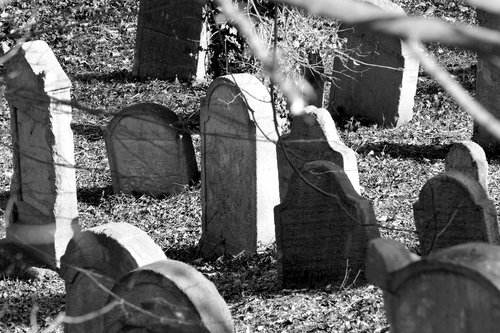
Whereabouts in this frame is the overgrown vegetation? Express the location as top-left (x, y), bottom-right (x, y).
top-left (0, 0), bottom-right (496, 332)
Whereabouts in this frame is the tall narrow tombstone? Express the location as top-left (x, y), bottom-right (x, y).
top-left (277, 105), bottom-right (360, 201)
top-left (329, 0), bottom-right (419, 127)
top-left (445, 141), bottom-right (488, 194)
top-left (3, 41), bottom-right (79, 269)
top-left (104, 260), bottom-right (234, 333)
top-left (133, 0), bottom-right (207, 81)
top-left (200, 73), bottom-right (280, 257)
top-left (105, 103), bottom-right (199, 197)
top-left (474, 10), bottom-right (500, 151)
top-left (274, 161), bottom-right (380, 288)
top-left (367, 238), bottom-right (500, 333)
top-left (413, 171), bottom-right (499, 255)
top-left (60, 223), bottom-right (167, 333)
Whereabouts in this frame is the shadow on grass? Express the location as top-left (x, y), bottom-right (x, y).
top-left (0, 190), bottom-right (8, 212)
top-left (355, 142), bottom-right (452, 161)
top-left (71, 123), bottom-right (104, 142)
top-left (77, 186), bottom-right (113, 207)
top-left (72, 70), bottom-right (138, 83)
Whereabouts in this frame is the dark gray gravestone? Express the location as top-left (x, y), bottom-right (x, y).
top-left (105, 103), bottom-right (199, 197)
top-left (367, 238), bottom-right (500, 333)
top-left (200, 74), bottom-right (280, 257)
top-left (133, 0), bottom-right (207, 80)
top-left (104, 260), bottom-right (234, 333)
top-left (413, 172), bottom-right (499, 255)
top-left (277, 105), bottom-right (360, 202)
top-left (445, 141), bottom-right (488, 194)
top-left (274, 161), bottom-right (380, 288)
top-left (329, 0), bottom-right (418, 127)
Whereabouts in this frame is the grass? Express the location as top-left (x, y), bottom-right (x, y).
top-left (0, 0), bottom-right (497, 332)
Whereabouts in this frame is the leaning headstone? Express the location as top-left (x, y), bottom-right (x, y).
top-left (367, 238), bottom-right (500, 333)
top-left (105, 103), bottom-right (199, 197)
top-left (277, 105), bottom-right (360, 201)
top-left (445, 141), bottom-right (488, 193)
top-left (200, 73), bottom-right (280, 257)
top-left (413, 171), bottom-right (499, 255)
top-left (133, 0), bottom-right (207, 80)
top-left (329, 0), bottom-right (419, 127)
top-left (474, 10), bottom-right (500, 151)
top-left (274, 161), bottom-right (380, 288)
top-left (104, 260), bottom-right (234, 333)
top-left (60, 222), bottom-right (167, 333)
top-left (3, 40), bottom-right (79, 269)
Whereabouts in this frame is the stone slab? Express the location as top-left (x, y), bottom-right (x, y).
top-left (200, 73), bottom-right (280, 257)
top-left (274, 160), bottom-right (380, 288)
top-left (445, 141), bottom-right (488, 193)
top-left (105, 103), bottom-right (199, 197)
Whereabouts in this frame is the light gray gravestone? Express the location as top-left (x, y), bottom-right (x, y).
top-left (413, 171), bottom-right (499, 255)
top-left (329, 0), bottom-right (419, 127)
top-left (105, 103), bottom-right (199, 197)
top-left (3, 40), bottom-right (79, 269)
top-left (200, 73), bottom-right (280, 257)
top-left (367, 238), bottom-right (500, 333)
top-left (274, 160), bottom-right (380, 288)
top-left (445, 141), bottom-right (488, 194)
top-left (277, 105), bottom-right (360, 201)
top-left (133, 0), bottom-right (208, 81)
top-left (104, 260), bottom-right (234, 333)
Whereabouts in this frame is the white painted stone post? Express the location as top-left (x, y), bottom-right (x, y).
top-left (4, 41), bottom-right (79, 268)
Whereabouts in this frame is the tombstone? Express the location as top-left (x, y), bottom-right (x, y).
top-left (274, 160), bottom-right (380, 288)
top-left (329, 0), bottom-right (419, 127)
top-left (199, 73), bottom-right (280, 257)
top-left (60, 222), bottom-right (167, 333)
top-left (413, 171), bottom-right (499, 255)
top-left (474, 10), bottom-right (500, 151)
top-left (133, 0), bottom-right (208, 81)
top-left (367, 238), bottom-right (500, 333)
top-left (277, 105), bottom-right (360, 201)
top-left (3, 40), bottom-right (79, 269)
top-left (105, 103), bottom-right (199, 197)
top-left (445, 141), bottom-right (488, 193)
top-left (104, 260), bottom-right (234, 333)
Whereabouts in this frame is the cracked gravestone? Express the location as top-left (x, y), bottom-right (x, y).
top-left (200, 73), bottom-right (280, 257)
top-left (277, 105), bottom-right (360, 201)
top-left (274, 160), bottom-right (380, 288)
top-left (3, 40), bottom-right (79, 269)
top-left (105, 103), bottom-right (199, 197)
top-left (329, 0), bottom-right (419, 127)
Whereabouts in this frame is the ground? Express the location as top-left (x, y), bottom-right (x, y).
top-left (0, 0), bottom-right (496, 332)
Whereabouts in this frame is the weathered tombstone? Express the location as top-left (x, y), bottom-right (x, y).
top-left (329, 0), bottom-right (419, 127)
top-left (133, 0), bottom-right (208, 81)
top-left (104, 260), bottom-right (234, 333)
top-left (413, 171), bottom-right (499, 255)
top-left (274, 160), bottom-right (380, 288)
top-left (3, 40), bottom-right (79, 269)
top-left (474, 10), bottom-right (500, 151)
top-left (105, 103), bottom-right (199, 197)
top-left (60, 222), bottom-right (167, 333)
top-left (367, 238), bottom-right (500, 333)
top-left (277, 105), bottom-right (360, 201)
top-left (445, 141), bottom-right (488, 193)
top-left (200, 73), bottom-right (280, 257)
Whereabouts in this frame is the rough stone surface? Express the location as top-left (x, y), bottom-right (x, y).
top-left (104, 260), bottom-right (234, 333)
top-left (277, 105), bottom-right (360, 201)
top-left (133, 0), bottom-right (207, 80)
top-left (200, 73), bottom-right (280, 257)
top-left (60, 222), bottom-right (167, 333)
top-left (473, 10), bottom-right (500, 151)
top-left (367, 238), bottom-right (500, 333)
top-left (413, 172), bottom-right (499, 255)
top-left (105, 103), bottom-right (199, 197)
top-left (4, 40), bottom-right (79, 269)
top-left (274, 161), bottom-right (380, 288)
top-left (329, 0), bottom-right (419, 127)
top-left (445, 141), bottom-right (488, 193)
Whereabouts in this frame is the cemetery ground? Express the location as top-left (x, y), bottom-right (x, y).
top-left (0, 0), bottom-right (494, 332)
